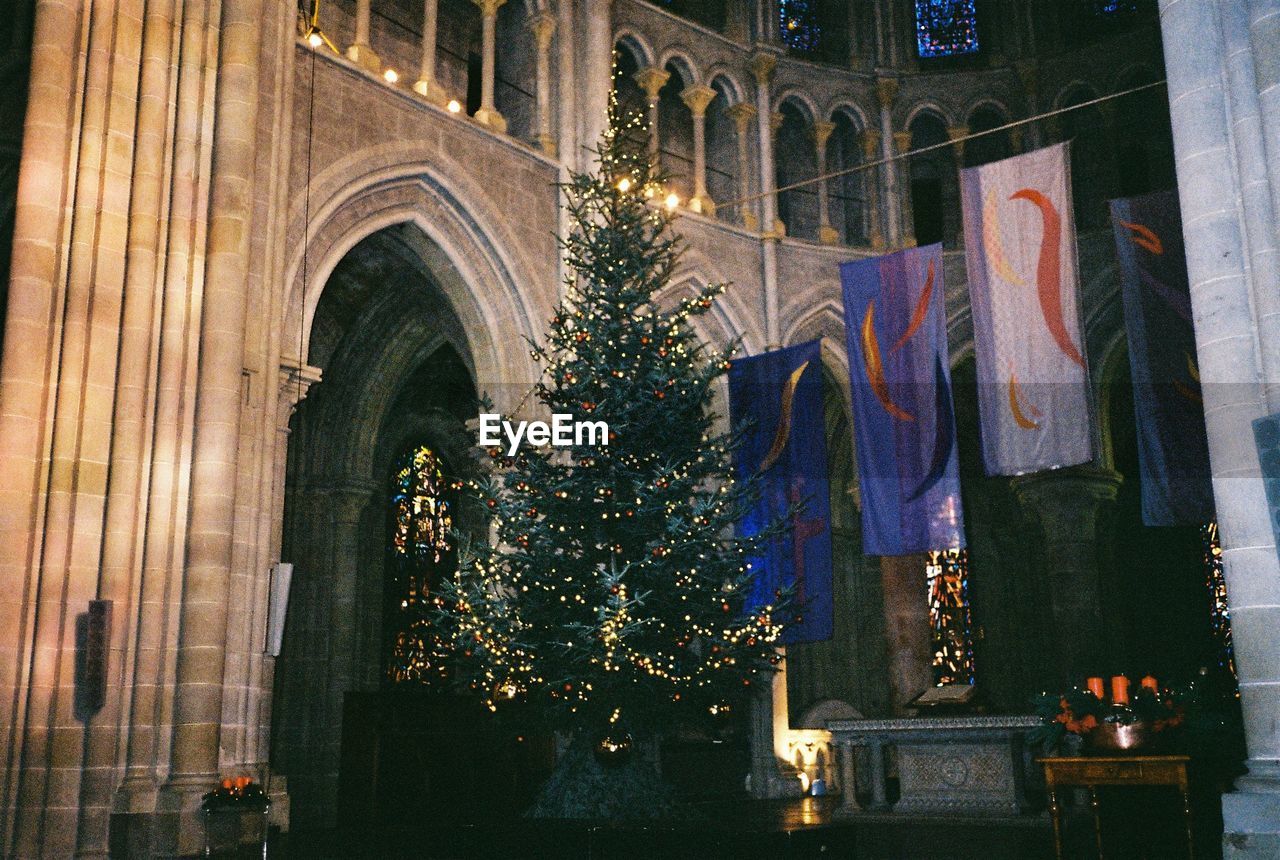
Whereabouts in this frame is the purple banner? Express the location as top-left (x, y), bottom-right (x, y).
top-left (840, 244), bottom-right (965, 556)
top-left (729, 341), bottom-right (834, 644)
top-left (1111, 190), bottom-right (1214, 525)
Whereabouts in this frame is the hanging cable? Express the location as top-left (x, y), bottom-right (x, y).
top-left (720, 78), bottom-right (1168, 210)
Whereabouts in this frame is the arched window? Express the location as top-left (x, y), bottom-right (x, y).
top-left (828, 112), bottom-right (867, 245)
top-left (915, 0), bottom-right (979, 58)
top-left (963, 105), bottom-right (1012, 167)
top-left (779, 0), bottom-right (850, 64)
top-left (775, 101), bottom-right (819, 240)
top-left (386, 443), bottom-right (455, 684)
top-left (928, 549), bottom-right (976, 685)
top-left (907, 112), bottom-right (959, 246)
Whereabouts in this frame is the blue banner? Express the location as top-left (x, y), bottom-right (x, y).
top-left (840, 244), bottom-right (966, 555)
top-left (1111, 190), bottom-right (1214, 525)
top-left (729, 340), bottom-right (834, 645)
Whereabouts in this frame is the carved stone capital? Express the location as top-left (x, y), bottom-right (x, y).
top-left (860, 128), bottom-right (881, 159)
top-left (527, 10), bottom-right (555, 47)
top-left (633, 66), bottom-right (670, 101)
top-left (892, 130), bottom-right (912, 154)
top-left (277, 361), bottom-right (323, 431)
top-left (727, 101), bottom-right (757, 133)
top-left (680, 84), bottom-right (717, 117)
top-left (472, 0), bottom-right (506, 18)
top-left (749, 51), bottom-right (778, 86)
top-left (811, 119), bottom-right (836, 149)
top-left (876, 76), bottom-right (899, 109)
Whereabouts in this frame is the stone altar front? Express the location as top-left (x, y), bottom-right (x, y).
top-left (826, 714), bottom-right (1042, 817)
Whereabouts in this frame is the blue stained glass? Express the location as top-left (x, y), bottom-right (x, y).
top-left (915, 0), bottom-right (980, 58)
top-left (780, 0), bottom-right (822, 54)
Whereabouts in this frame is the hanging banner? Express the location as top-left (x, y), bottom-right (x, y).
top-left (1111, 190), bottom-right (1214, 525)
top-left (840, 244), bottom-right (965, 556)
top-left (728, 340), bottom-right (834, 644)
top-left (959, 142), bottom-right (1093, 475)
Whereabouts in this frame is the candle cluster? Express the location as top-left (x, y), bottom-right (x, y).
top-left (425, 95), bottom-right (793, 733)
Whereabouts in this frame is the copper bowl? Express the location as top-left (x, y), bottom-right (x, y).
top-left (1086, 721), bottom-right (1151, 752)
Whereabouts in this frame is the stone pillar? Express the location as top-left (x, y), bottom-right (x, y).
top-left (1156, 1), bottom-right (1280, 850)
top-left (727, 102), bottom-right (759, 230)
top-left (158, 0), bottom-right (265, 853)
top-left (1014, 60), bottom-right (1041, 150)
top-left (577, 0), bottom-right (613, 167)
top-left (861, 128), bottom-right (885, 249)
top-left (875, 77), bottom-right (903, 247)
top-left (1012, 467), bottom-right (1121, 684)
top-left (750, 51), bottom-right (781, 348)
top-left (633, 66), bottom-right (669, 166)
top-left (413, 0), bottom-right (445, 103)
top-left (347, 0), bottom-right (381, 71)
top-left (837, 741), bottom-right (861, 812)
top-left (528, 11), bottom-right (556, 154)
top-left (879, 555), bottom-right (934, 714)
top-left (472, 0), bottom-right (507, 132)
top-left (812, 119), bottom-right (838, 245)
top-left (681, 84), bottom-right (717, 215)
top-left (892, 130), bottom-right (915, 247)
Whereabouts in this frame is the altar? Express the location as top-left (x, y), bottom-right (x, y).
top-left (826, 715), bottom-right (1043, 817)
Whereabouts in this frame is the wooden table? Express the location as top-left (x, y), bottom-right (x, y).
top-left (1039, 755), bottom-right (1192, 859)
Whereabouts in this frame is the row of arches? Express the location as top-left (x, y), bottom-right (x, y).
top-left (614, 28), bottom-right (1171, 247)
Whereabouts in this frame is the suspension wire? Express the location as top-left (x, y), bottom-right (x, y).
top-left (719, 78), bottom-right (1168, 210)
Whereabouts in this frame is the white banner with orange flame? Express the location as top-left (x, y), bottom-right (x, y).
top-left (960, 142), bottom-right (1092, 475)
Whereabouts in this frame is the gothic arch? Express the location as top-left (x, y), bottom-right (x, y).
top-left (614, 30), bottom-right (656, 69)
top-left (281, 146), bottom-right (544, 412)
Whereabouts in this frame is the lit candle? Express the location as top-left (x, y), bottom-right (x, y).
top-left (1111, 675), bottom-right (1131, 705)
top-left (1086, 677), bottom-right (1105, 699)
top-left (1141, 675), bottom-right (1159, 693)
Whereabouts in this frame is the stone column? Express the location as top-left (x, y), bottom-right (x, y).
top-left (875, 77), bottom-right (902, 246)
top-left (577, 0), bottom-right (613, 167)
top-left (1157, 0), bottom-right (1280, 850)
top-left (1014, 60), bottom-right (1041, 151)
top-left (1011, 467), bottom-right (1121, 684)
top-left (633, 66), bottom-right (669, 166)
top-left (879, 555), bottom-right (934, 714)
top-left (472, 0), bottom-right (507, 132)
top-left (750, 51), bottom-right (781, 348)
top-left (528, 11), bottom-right (556, 154)
top-left (413, 0), bottom-right (445, 103)
top-left (812, 119), bottom-right (837, 245)
top-left (347, 0), bottom-right (381, 71)
top-left (837, 741), bottom-right (861, 812)
top-left (861, 129), bottom-right (885, 249)
top-left (159, 0), bottom-right (264, 853)
top-left (892, 130), bottom-right (915, 247)
top-left (727, 102), bottom-right (759, 230)
top-left (681, 84), bottom-right (717, 215)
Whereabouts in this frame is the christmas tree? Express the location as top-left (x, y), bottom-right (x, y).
top-left (429, 97), bottom-right (791, 816)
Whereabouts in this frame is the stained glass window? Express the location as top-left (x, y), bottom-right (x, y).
top-left (387, 444), bottom-right (454, 684)
top-left (1202, 521), bottom-right (1236, 679)
top-left (915, 0), bottom-right (979, 58)
top-left (780, 0), bottom-right (822, 54)
top-left (927, 548), bottom-right (976, 685)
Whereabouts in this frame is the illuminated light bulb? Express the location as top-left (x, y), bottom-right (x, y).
top-left (384, 68), bottom-right (399, 83)
top-left (665, 192), bottom-right (680, 211)
top-left (617, 177), bottom-right (631, 192)
top-left (447, 99), bottom-right (463, 114)
top-left (307, 32), bottom-right (323, 48)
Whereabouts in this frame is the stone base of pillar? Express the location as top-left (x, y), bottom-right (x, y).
top-left (1223, 766), bottom-right (1280, 857)
top-left (819, 224), bottom-right (839, 245)
top-left (154, 778), bottom-right (216, 857)
top-left (532, 134), bottom-right (557, 156)
top-left (689, 194), bottom-right (716, 216)
top-left (473, 107), bottom-right (508, 133)
top-left (345, 42), bottom-right (381, 72)
top-left (413, 78), bottom-right (449, 106)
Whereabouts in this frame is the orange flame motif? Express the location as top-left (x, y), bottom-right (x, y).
top-left (1011, 188), bottom-right (1085, 368)
top-left (891, 258), bottom-right (935, 355)
top-left (861, 301), bottom-right (915, 422)
top-left (983, 189), bottom-right (1027, 288)
top-left (1118, 219), bottom-right (1164, 255)
top-left (756, 360), bottom-right (810, 474)
top-left (1007, 368), bottom-right (1041, 430)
